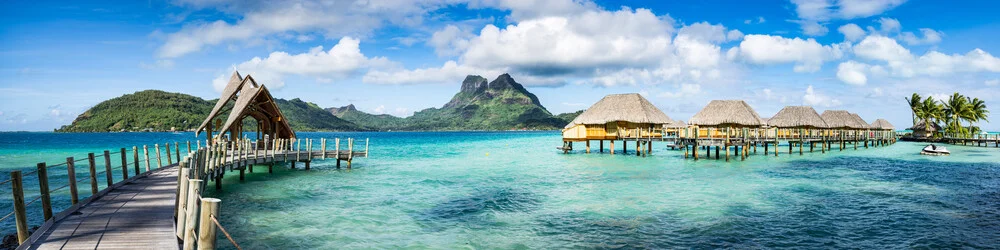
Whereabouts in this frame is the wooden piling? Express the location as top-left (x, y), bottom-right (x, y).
top-left (88, 153), bottom-right (98, 195)
top-left (103, 150), bottom-right (113, 186)
top-left (133, 146), bottom-right (140, 175)
top-left (610, 140), bottom-right (615, 155)
top-left (144, 145), bottom-right (151, 171)
top-left (586, 140), bottom-right (591, 154)
top-left (166, 143), bottom-right (173, 165)
top-left (183, 179), bottom-right (203, 248)
top-left (11, 171), bottom-right (28, 244)
top-left (176, 142), bottom-right (181, 163)
top-left (322, 138), bottom-right (327, 160)
top-left (197, 198), bottom-right (221, 249)
top-left (36, 163), bottom-right (53, 221)
top-left (600, 140), bottom-right (604, 153)
top-left (175, 167), bottom-right (190, 238)
top-left (121, 148), bottom-right (129, 180)
top-left (336, 138), bottom-right (340, 160)
top-left (66, 157), bottom-right (79, 204)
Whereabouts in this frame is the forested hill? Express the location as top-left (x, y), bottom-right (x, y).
top-left (57, 90), bottom-right (362, 132)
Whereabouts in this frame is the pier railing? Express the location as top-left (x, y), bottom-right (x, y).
top-left (176, 137), bottom-right (368, 250)
top-left (941, 133), bottom-right (1000, 148)
top-left (2, 141), bottom-right (192, 247)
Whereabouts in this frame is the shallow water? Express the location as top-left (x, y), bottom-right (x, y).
top-left (2, 131), bottom-right (1000, 248)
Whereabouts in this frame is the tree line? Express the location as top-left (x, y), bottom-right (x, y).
top-left (905, 93), bottom-right (990, 137)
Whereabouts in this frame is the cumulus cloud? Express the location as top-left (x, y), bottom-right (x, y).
top-left (853, 35), bottom-right (912, 62)
top-left (363, 60), bottom-right (500, 85)
top-left (837, 23), bottom-right (865, 41)
top-left (875, 17), bottom-right (901, 33)
top-left (429, 25), bottom-right (474, 57)
top-left (802, 85), bottom-right (841, 107)
top-left (214, 37), bottom-right (391, 91)
top-left (836, 60), bottom-right (870, 85)
top-left (157, 0), bottom-right (459, 58)
top-left (789, 0), bottom-right (906, 36)
top-left (732, 34), bottom-right (846, 72)
top-left (852, 35), bottom-right (1000, 78)
top-left (898, 28), bottom-right (943, 45)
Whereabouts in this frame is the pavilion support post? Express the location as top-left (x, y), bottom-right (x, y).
top-left (610, 140), bottom-right (615, 155)
top-left (623, 140), bottom-right (627, 155)
top-left (725, 144), bottom-right (730, 162)
top-left (586, 140), bottom-right (590, 154)
top-left (599, 140), bottom-right (604, 153)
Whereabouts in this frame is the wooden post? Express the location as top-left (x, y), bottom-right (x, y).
top-left (133, 146), bottom-right (140, 175)
top-left (36, 163), bottom-right (53, 221)
top-left (610, 140), bottom-right (615, 155)
top-left (308, 139), bottom-right (313, 161)
top-left (725, 144), bottom-right (730, 162)
top-left (66, 157), bottom-right (79, 204)
top-left (144, 145), bottom-right (151, 171)
top-left (322, 138), bottom-right (327, 160)
top-left (296, 138), bottom-right (301, 162)
top-left (600, 140), bottom-right (604, 153)
top-left (348, 138), bottom-right (354, 169)
top-left (88, 153), bottom-right (98, 195)
top-left (175, 166), bottom-right (190, 238)
top-left (586, 140), bottom-right (591, 154)
top-left (104, 150), bottom-right (113, 186)
top-left (10, 171), bottom-right (29, 244)
top-left (187, 141), bottom-right (192, 153)
top-left (366, 138), bottom-right (370, 158)
top-left (121, 148), bottom-right (129, 180)
top-left (166, 143), bottom-right (173, 165)
top-left (183, 179), bottom-right (203, 248)
top-left (197, 198), bottom-right (221, 250)
top-left (176, 142), bottom-right (181, 163)
top-left (305, 160), bottom-right (311, 170)
top-left (336, 138), bottom-right (341, 160)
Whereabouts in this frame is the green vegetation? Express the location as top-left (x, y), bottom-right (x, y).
top-left (554, 110), bottom-right (584, 125)
top-left (905, 92), bottom-right (990, 136)
top-left (57, 90), bottom-right (213, 132)
top-left (57, 90), bottom-right (361, 132)
top-left (333, 74), bottom-right (573, 131)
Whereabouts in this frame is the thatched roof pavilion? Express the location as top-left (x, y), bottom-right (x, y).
top-left (564, 93), bottom-right (672, 129)
top-left (664, 120), bottom-right (687, 129)
top-left (870, 119), bottom-right (894, 130)
top-left (688, 100), bottom-right (764, 127)
top-left (196, 71), bottom-right (295, 142)
top-left (766, 106), bottom-right (828, 129)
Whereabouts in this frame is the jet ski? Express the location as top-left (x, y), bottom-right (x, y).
top-left (921, 144), bottom-right (950, 156)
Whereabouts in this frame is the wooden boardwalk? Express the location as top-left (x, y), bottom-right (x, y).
top-left (27, 165), bottom-right (179, 250)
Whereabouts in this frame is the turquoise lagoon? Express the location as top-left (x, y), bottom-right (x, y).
top-left (1, 131), bottom-right (999, 248)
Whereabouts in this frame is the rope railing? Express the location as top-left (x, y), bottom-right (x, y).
top-left (2, 140), bottom-right (194, 247)
top-left (211, 215), bottom-right (243, 250)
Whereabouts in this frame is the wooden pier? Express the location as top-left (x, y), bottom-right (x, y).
top-left (4, 137), bottom-right (368, 250)
top-left (943, 134), bottom-right (1000, 148)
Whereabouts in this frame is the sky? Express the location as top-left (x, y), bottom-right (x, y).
top-left (1, 0), bottom-right (999, 131)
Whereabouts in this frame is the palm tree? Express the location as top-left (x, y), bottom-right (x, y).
top-left (942, 93), bottom-right (971, 136)
top-left (915, 96), bottom-right (944, 135)
top-left (905, 93), bottom-right (922, 126)
top-left (966, 97), bottom-right (989, 134)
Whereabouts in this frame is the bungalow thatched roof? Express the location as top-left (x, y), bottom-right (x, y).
top-left (664, 120), bottom-right (687, 128)
top-left (688, 100), bottom-right (764, 127)
top-left (870, 119), bottom-right (894, 130)
top-left (849, 113), bottom-right (870, 129)
top-left (767, 106), bottom-right (828, 128)
top-left (196, 72), bottom-right (262, 136)
top-left (820, 110), bottom-right (857, 129)
top-left (907, 120), bottom-right (942, 132)
top-left (564, 93), bottom-right (672, 129)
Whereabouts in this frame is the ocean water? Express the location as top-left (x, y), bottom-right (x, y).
top-left (2, 131), bottom-right (1000, 248)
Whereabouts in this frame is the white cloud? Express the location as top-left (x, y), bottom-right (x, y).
top-left (875, 17), bottom-right (901, 33)
top-left (373, 105), bottom-right (386, 114)
top-left (837, 23), bottom-right (865, 41)
top-left (789, 0), bottom-right (906, 36)
top-left (157, 0), bottom-right (459, 58)
top-left (802, 85), bottom-right (841, 107)
top-left (214, 37), bottom-right (391, 91)
top-left (677, 22), bottom-right (742, 43)
top-left (987, 79), bottom-right (999, 86)
top-left (853, 35), bottom-right (912, 62)
top-left (429, 25), bottom-right (474, 57)
top-left (836, 60), bottom-right (870, 85)
top-left (898, 28), bottom-right (943, 45)
top-left (363, 60), bottom-right (500, 85)
top-left (733, 34), bottom-right (845, 72)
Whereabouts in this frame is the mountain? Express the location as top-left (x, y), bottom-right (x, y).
top-left (554, 110), bottom-right (584, 125)
top-left (333, 74), bottom-right (567, 131)
top-left (327, 104), bottom-right (408, 130)
top-left (57, 90), bottom-right (362, 132)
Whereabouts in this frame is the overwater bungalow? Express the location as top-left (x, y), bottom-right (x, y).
top-left (561, 93), bottom-right (672, 155)
top-left (869, 118), bottom-right (896, 145)
top-left (820, 110), bottom-right (867, 150)
top-left (684, 100), bottom-right (765, 160)
top-left (849, 112), bottom-right (872, 148)
top-left (663, 120), bottom-right (688, 137)
top-left (766, 106), bottom-right (829, 155)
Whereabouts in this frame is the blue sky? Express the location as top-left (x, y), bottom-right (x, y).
top-left (2, 0), bottom-right (999, 131)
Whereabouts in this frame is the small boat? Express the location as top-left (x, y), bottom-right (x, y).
top-left (921, 144), bottom-right (950, 156)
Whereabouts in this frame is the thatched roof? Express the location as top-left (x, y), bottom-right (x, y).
top-left (564, 93), bottom-right (672, 128)
top-left (870, 119), bottom-right (894, 130)
top-left (216, 85), bottom-right (295, 139)
top-left (767, 106), bottom-right (828, 128)
top-left (820, 110), bottom-right (857, 129)
top-left (907, 120), bottom-right (941, 132)
top-left (688, 100), bottom-right (764, 127)
top-left (664, 120), bottom-right (687, 128)
top-left (849, 113), bottom-right (870, 129)
top-left (196, 72), bottom-right (262, 136)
